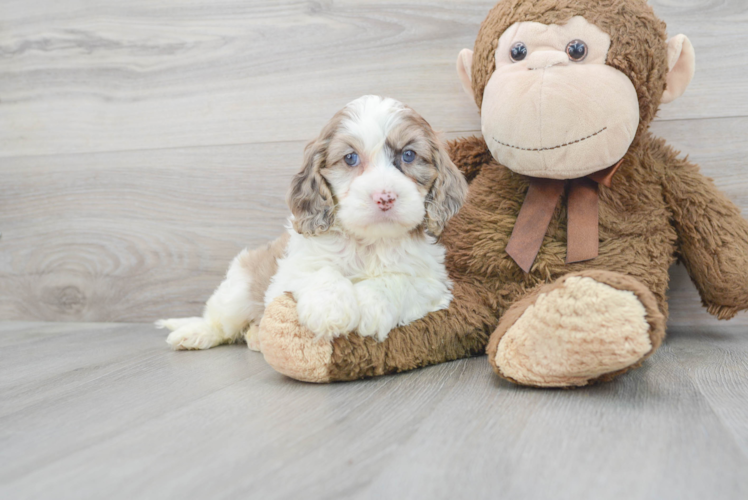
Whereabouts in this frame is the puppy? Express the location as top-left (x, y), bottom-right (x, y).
top-left (158, 95), bottom-right (467, 351)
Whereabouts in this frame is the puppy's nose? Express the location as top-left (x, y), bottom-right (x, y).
top-left (372, 191), bottom-right (397, 211)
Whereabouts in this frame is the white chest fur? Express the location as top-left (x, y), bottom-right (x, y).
top-left (264, 225), bottom-right (453, 341)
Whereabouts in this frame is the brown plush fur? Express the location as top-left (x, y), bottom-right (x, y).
top-left (260, 0), bottom-right (748, 387)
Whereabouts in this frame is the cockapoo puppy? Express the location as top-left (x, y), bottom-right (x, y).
top-left (158, 95), bottom-right (468, 351)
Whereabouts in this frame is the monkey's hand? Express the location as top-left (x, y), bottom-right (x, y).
top-left (659, 139), bottom-right (748, 320)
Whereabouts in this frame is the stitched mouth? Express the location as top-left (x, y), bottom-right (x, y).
top-left (492, 127), bottom-right (607, 152)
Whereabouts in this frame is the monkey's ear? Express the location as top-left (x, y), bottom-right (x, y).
top-left (661, 35), bottom-right (695, 104)
top-left (456, 49), bottom-right (476, 105)
top-left (287, 140), bottom-right (335, 236)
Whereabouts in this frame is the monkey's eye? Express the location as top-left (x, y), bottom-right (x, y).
top-left (402, 150), bottom-right (416, 163)
top-left (510, 42), bottom-right (528, 62)
top-left (344, 152), bottom-right (360, 167)
top-left (566, 40), bottom-right (587, 62)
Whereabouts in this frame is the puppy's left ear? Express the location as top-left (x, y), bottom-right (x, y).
top-left (425, 141), bottom-right (468, 237)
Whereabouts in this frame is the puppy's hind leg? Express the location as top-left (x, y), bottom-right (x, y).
top-left (155, 317), bottom-right (203, 332)
top-left (161, 255), bottom-right (264, 351)
top-left (238, 232), bottom-right (290, 351)
top-left (159, 233), bottom-right (289, 351)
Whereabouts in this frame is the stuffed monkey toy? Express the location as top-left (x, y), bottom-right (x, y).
top-left (259, 0), bottom-right (748, 387)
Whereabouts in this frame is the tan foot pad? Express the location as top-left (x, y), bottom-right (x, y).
top-left (495, 276), bottom-right (653, 387)
top-left (260, 294), bottom-right (332, 383)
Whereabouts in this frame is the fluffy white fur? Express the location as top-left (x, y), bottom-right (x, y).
top-left (266, 225), bottom-right (451, 342)
top-left (158, 95), bottom-right (459, 350)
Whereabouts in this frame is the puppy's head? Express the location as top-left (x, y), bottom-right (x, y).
top-left (288, 95), bottom-right (467, 240)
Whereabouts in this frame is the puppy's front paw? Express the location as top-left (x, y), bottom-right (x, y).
top-left (244, 322), bottom-right (262, 352)
top-left (354, 282), bottom-right (399, 342)
top-left (296, 284), bottom-right (360, 340)
top-left (164, 319), bottom-right (222, 350)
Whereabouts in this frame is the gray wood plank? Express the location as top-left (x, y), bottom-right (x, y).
top-left (0, 141), bottom-right (301, 322)
top-left (0, 323), bottom-right (273, 486)
top-left (1, 0), bottom-right (747, 158)
top-left (1, 321), bottom-right (747, 500)
top-left (669, 324), bottom-right (748, 456)
top-left (0, 0), bottom-right (487, 157)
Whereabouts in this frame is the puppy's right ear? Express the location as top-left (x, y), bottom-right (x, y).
top-left (287, 139), bottom-right (335, 236)
top-left (425, 139), bottom-right (468, 237)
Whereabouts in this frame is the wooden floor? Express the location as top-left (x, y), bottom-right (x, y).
top-left (1, 321), bottom-right (747, 499)
top-left (2, 0), bottom-right (748, 498)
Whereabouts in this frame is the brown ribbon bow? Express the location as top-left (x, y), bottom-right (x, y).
top-left (505, 159), bottom-right (624, 273)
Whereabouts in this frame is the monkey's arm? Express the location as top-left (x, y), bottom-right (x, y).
top-left (261, 278), bottom-right (497, 381)
top-left (447, 136), bottom-right (495, 183)
top-left (658, 140), bottom-right (748, 319)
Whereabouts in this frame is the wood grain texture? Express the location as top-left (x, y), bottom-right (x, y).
top-left (0, 141), bottom-right (302, 322)
top-left (1, 0), bottom-right (748, 157)
top-left (1, 321), bottom-right (747, 499)
top-left (0, 0), bottom-right (488, 157)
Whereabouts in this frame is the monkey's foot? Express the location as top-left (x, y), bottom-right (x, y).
top-left (487, 270), bottom-right (665, 388)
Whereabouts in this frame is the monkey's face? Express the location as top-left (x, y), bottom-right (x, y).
top-left (481, 16), bottom-right (639, 179)
top-left (456, 2), bottom-right (695, 180)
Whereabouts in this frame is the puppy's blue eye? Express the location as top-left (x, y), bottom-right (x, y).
top-left (344, 153), bottom-right (359, 166)
top-left (402, 150), bottom-right (416, 163)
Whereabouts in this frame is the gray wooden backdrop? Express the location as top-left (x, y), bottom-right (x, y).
top-left (2, 0), bottom-right (747, 326)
